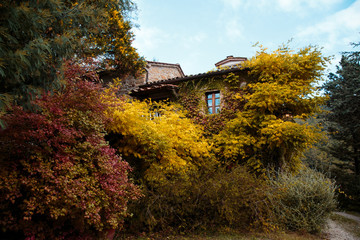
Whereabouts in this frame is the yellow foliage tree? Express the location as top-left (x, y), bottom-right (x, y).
top-left (214, 44), bottom-right (329, 172)
top-left (87, 4), bottom-right (145, 77)
top-left (103, 88), bottom-right (214, 187)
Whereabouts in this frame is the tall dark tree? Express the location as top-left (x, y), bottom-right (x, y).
top-left (323, 42), bottom-right (360, 175)
top-left (0, 0), bottom-right (145, 125)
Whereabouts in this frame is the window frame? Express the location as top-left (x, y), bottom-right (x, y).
top-left (206, 91), bottom-right (221, 114)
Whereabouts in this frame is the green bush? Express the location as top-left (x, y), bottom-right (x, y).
top-left (127, 165), bottom-right (273, 233)
top-left (201, 166), bottom-right (273, 231)
top-left (269, 168), bottom-right (337, 233)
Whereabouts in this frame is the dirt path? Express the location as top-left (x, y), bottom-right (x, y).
top-left (335, 212), bottom-right (360, 224)
top-left (324, 212), bottom-right (360, 240)
top-left (325, 219), bottom-right (357, 240)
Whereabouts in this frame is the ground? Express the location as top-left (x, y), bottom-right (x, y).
top-left (117, 212), bottom-right (360, 240)
top-left (325, 212), bottom-right (360, 240)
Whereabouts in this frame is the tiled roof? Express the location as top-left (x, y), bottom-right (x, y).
top-left (137, 65), bottom-right (246, 88)
top-left (132, 84), bottom-right (178, 94)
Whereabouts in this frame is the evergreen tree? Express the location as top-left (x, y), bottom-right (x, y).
top-left (323, 42), bottom-right (360, 175)
top-left (0, 0), bottom-right (144, 123)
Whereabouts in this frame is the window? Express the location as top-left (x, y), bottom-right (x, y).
top-left (206, 91), bottom-right (220, 114)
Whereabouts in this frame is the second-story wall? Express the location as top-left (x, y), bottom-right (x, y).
top-left (144, 61), bottom-right (185, 84)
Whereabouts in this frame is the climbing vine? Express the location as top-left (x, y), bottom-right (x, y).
top-left (177, 72), bottom-right (246, 136)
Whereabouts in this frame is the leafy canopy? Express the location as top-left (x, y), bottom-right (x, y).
top-left (104, 94), bottom-right (215, 186)
top-left (323, 42), bottom-right (360, 175)
top-left (0, 0), bottom-right (145, 116)
top-left (214, 44), bottom-right (329, 172)
top-left (0, 66), bottom-right (141, 239)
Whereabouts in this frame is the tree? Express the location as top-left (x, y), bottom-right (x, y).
top-left (103, 93), bottom-right (219, 231)
top-left (103, 97), bottom-right (214, 185)
top-left (0, 65), bottom-right (141, 239)
top-left (214, 44), bottom-right (329, 172)
top-left (0, 0), bottom-right (145, 121)
top-left (323, 42), bottom-right (360, 175)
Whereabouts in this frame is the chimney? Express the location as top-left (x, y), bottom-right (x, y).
top-left (215, 56), bottom-right (247, 69)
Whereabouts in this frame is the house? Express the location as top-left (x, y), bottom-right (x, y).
top-left (131, 56), bottom-right (248, 114)
top-left (99, 60), bottom-right (185, 95)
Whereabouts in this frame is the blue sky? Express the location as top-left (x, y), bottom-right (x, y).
top-left (132, 0), bottom-right (360, 75)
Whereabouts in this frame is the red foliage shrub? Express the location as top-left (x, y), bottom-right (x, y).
top-left (0, 71), bottom-right (141, 239)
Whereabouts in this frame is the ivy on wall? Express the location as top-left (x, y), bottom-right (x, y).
top-left (177, 72), bottom-right (247, 136)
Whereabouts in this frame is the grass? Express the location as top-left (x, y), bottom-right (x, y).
top-left (330, 213), bottom-right (360, 238)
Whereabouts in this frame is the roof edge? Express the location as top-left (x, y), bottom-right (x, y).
top-left (137, 66), bottom-right (248, 88)
top-left (215, 57), bottom-right (248, 67)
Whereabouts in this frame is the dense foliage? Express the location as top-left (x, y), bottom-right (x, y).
top-left (0, 70), bottom-right (141, 239)
top-left (269, 168), bottom-right (337, 233)
top-left (322, 42), bottom-right (360, 175)
top-left (104, 87), bottom-right (272, 233)
top-left (128, 165), bottom-right (273, 232)
top-left (214, 45), bottom-right (328, 172)
top-left (308, 42), bottom-right (360, 211)
top-left (104, 44), bottom-right (335, 234)
top-left (0, 0), bottom-right (145, 119)
top-left (178, 72), bottom-right (246, 136)
top-left (105, 97), bottom-right (214, 186)
top-left (103, 96), bottom-right (222, 231)
top-left (0, 33), bottom-right (338, 237)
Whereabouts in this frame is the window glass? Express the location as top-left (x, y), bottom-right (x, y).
top-left (206, 91), bottom-right (220, 114)
top-left (215, 98), bottom-right (220, 106)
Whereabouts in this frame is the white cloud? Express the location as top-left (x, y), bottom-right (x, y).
top-left (182, 32), bottom-right (207, 48)
top-left (220, 0), bottom-right (344, 12)
top-left (220, 0), bottom-right (243, 9)
top-left (220, 0), bottom-right (268, 9)
top-left (276, 0), bottom-right (343, 12)
top-left (217, 1), bottom-right (246, 42)
top-left (133, 26), bottom-right (170, 51)
top-left (296, 0), bottom-right (360, 52)
top-left (225, 19), bottom-right (245, 41)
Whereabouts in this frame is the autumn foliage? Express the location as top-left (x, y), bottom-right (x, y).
top-left (0, 67), bottom-right (141, 239)
top-left (99, 44), bottom-right (335, 233)
top-left (0, 0), bottom-right (145, 123)
top-left (214, 45), bottom-right (328, 172)
top-left (103, 90), bottom-right (272, 232)
top-left (104, 97), bottom-right (214, 186)
top-left (0, 43), bottom-right (338, 238)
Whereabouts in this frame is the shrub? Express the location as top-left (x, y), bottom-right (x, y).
top-left (0, 78), bottom-right (141, 239)
top-left (104, 98), bottom-right (217, 232)
top-left (105, 99), bottom-right (214, 188)
top-left (201, 165), bottom-right (273, 231)
top-left (268, 168), bottom-right (337, 233)
top-left (127, 165), bottom-right (273, 233)
top-left (103, 96), bottom-right (275, 233)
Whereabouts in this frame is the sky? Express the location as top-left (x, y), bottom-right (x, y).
top-left (131, 0), bottom-right (360, 75)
